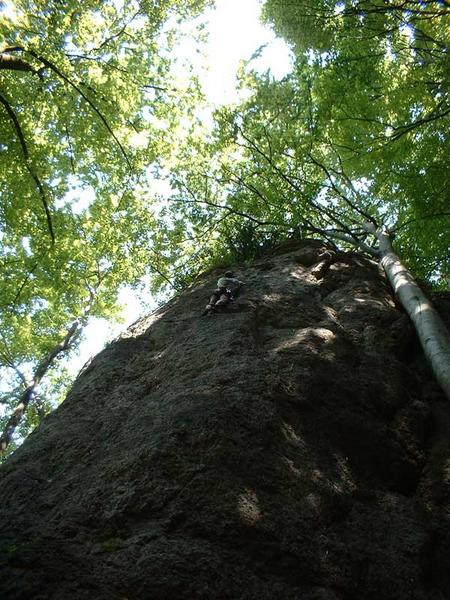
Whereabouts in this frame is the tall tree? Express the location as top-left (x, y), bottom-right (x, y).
top-left (156, 1), bottom-right (449, 394)
top-left (260, 0), bottom-right (449, 280)
top-left (0, 0), bottom-right (209, 453)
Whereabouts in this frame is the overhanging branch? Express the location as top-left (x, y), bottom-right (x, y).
top-left (0, 52), bottom-right (36, 73)
top-left (174, 179), bottom-right (277, 227)
top-left (0, 282), bottom-right (101, 454)
top-left (0, 92), bottom-right (55, 244)
top-left (22, 48), bottom-right (132, 170)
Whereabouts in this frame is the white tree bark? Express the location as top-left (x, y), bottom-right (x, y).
top-left (367, 224), bottom-right (450, 400)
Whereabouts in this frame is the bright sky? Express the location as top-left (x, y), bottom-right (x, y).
top-left (68, 0), bottom-right (292, 376)
top-left (191, 0), bottom-right (292, 104)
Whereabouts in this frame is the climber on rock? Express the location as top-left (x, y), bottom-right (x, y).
top-left (204, 271), bottom-right (245, 314)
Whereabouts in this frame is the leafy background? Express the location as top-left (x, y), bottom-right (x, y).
top-left (1, 0), bottom-right (448, 455)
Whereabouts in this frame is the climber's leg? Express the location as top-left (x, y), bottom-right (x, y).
top-left (215, 291), bottom-right (231, 308)
top-left (205, 290), bottom-right (220, 311)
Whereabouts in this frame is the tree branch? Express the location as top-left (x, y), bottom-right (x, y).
top-left (0, 52), bottom-right (36, 73)
top-left (390, 104), bottom-right (450, 141)
top-left (0, 284), bottom-right (100, 454)
top-left (174, 179), bottom-right (277, 227)
top-left (23, 48), bottom-right (132, 170)
top-left (392, 212), bottom-right (450, 232)
top-left (0, 321), bottom-right (78, 453)
top-left (307, 152), bottom-right (377, 225)
top-left (234, 126), bottom-right (352, 234)
top-left (0, 92), bottom-right (55, 244)
top-left (0, 334), bottom-right (28, 388)
top-left (13, 263), bottom-right (39, 306)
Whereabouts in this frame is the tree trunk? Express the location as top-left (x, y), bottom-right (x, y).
top-left (0, 241), bottom-right (449, 600)
top-left (370, 225), bottom-right (450, 400)
top-left (0, 320), bottom-right (80, 453)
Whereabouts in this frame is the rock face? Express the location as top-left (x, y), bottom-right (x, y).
top-left (1, 240), bottom-right (449, 600)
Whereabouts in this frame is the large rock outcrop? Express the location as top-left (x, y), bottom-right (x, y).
top-left (1, 241), bottom-right (449, 600)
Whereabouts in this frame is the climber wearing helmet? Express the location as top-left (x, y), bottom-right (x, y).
top-left (204, 271), bottom-right (245, 314)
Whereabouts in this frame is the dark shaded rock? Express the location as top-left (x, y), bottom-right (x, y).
top-left (0, 241), bottom-right (449, 600)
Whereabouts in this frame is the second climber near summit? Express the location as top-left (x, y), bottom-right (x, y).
top-left (205, 271), bottom-right (245, 314)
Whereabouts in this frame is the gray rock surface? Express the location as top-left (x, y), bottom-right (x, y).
top-left (0, 240), bottom-right (449, 600)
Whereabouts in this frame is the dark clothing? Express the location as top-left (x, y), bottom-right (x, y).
top-left (211, 287), bottom-right (233, 302)
top-left (205, 275), bottom-right (244, 313)
top-left (209, 287), bottom-right (233, 309)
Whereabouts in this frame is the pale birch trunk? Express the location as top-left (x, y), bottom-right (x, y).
top-left (367, 225), bottom-right (450, 400)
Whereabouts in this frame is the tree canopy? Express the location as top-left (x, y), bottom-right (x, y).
top-left (261, 0), bottom-right (450, 277)
top-left (1, 0), bottom-right (449, 454)
top-left (163, 0), bottom-right (449, 284)
top-left (0, 0), bottom-right (208, 453)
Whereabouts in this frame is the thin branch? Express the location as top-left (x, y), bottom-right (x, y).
top-left (237, 128), bottom-right (353, 234)
top-left (308, 152), bottom-right (377, 225)
top-left (0, 283), bottom-right (100, 454)
top-left (91, 4), bottom-right (142, 53)
top-left (221, 166), bottom-right (276, 211)
top-left (0, 92), bottom-right (55, 244)
top-left (174, 179), bottom-right (277, 227)
top-left (0, 92), bottom-right (29, 158)
top-left (0, 335), bottom-right (28, 388)
top-left (66, 54), bottom-right (174, 92)
top-left (178, 212), bottom-right (230, 244)
top-left (392, 212), bottom-right (450, 232)
top-left (55, 99), bottom-right (76, 174)
top-left (390, 105), bottom-right (450, 141)
top-left (13, 263), bottom-right (39, 306)
top-left (23, 48), bottom-right (132, 170)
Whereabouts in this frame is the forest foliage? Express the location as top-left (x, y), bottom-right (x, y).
top-left (1, 0), bottom-right (449, 454)
top-left (0, 0), bottom-right (209, 453)
top-left (168, 0), bottom-right (449, 280)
